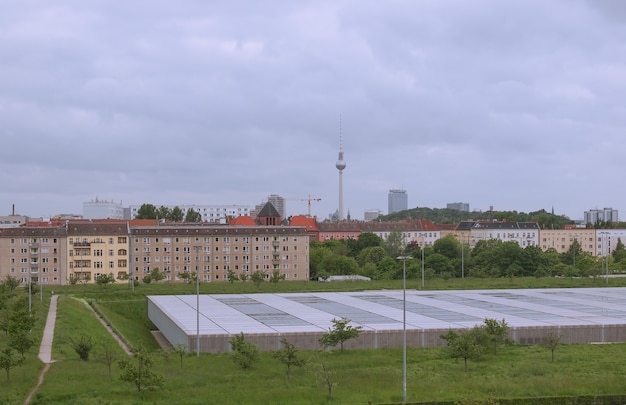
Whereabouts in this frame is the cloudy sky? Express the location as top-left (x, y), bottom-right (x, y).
top-left (2, 0), bottom-right (626, 221)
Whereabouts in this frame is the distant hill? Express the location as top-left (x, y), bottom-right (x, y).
top-left (379, 207), bottom-right (575, 229)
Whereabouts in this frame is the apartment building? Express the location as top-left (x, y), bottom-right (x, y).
top-left (130, 225), bottom-right (309, 282)
top-left (0, 220), bottom-right (309, 285)
top-left (66, 222), bottom-right (131, 283)
top-left (540, 228), bottom-right (595, 255)
top-left (0, 226), bottom-right (66, 285)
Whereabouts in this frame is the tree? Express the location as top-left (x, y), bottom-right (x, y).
top-left (149, 268), bottom-right (165, 283)
top-left (9, 330), bottom-right (35, 359)
top-left (157, 206), bottom-right (171, 221)
top-left (313, 356), bottom-right (336, 401)
top-left (169, 206), bottom-right (184, 222)
top-left (96, 273), bottom-right (115, 286)
top-left (269, 269), bottom-right (285, 284)
top-left (135, 203), bottom-right (157, 219)
top-left (2, 276), bottom-right (20, 292)
top-left (383, 228), bottom-right (404, 258)
top-left (612, 238), bottom-right (626, 263)
top-left (433, 235), bottom-right (461, 260)
top-left (483, 318), bottom-right (510, 355)
top-left (119, 347), bottom-right (164, 393)
top-left (542, 330), bottom-right (562, 363)
top-left (425, 253), bottom-right (453, 276)
top-left (440, 327), bottom-right (488, 371)
top-left (229, 333), bottom-right (259, 369)
top-left (184, 208), bottom-right (202, 223)
top-left (272, 338), bottom-right (305, 378)
top-left (96, 341), bottom-right (118, 379)
top-left (0, 347), bottom-right (23, 381)
top-left (319, 317), bottom-right (363, 351)
top-left (70, 335), bottom-right (94, 361)
top-left (226, 269), bottom-right (239, 283)
top-left (250, 271), bottom-right (265, 288)
top-left (175, 343), bottom-right (187, 369)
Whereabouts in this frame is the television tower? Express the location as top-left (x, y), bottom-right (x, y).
top-left (335, 116), bottom-right (346, 221)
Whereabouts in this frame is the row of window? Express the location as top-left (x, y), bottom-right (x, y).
top-left (137, 236), bottom-right (298, 244)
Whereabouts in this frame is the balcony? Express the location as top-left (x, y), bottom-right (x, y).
top-left (74, 241), bottom-right (91, 247)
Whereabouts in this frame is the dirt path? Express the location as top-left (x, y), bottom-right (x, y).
top-left (23, 295), bottom-right (133, 404)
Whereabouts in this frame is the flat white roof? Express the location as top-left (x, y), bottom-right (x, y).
top-left (148, 287), bottom-right (626, 337)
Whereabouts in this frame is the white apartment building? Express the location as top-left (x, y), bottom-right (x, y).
top-left (129, 204), bottom-right (250, 223)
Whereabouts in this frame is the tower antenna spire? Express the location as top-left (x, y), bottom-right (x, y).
top-left (335, 114), bottom-right (346, 221)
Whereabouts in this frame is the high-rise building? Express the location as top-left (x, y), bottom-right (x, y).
top-left (364, 209), bottom-right (383, 221)
top-left (83, 198), bottom-right (124, 219)
top-left (584, 208), bottom-right (619, 224)
top-left (335, 118), bottom-right (346, 221)
top-left (447, 202), bottom-right (470, 212)
top-left (388, 189), bottom-right (408, 214)
top-left (267, 195), bottom-right (286, 219)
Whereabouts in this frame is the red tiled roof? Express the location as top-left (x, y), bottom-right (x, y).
top-left (289, 215), bottom-right (318, 231)
top-left (230, 216), bottom-right (257, 226)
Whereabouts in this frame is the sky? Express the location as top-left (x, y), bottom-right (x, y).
top-left (2, 0), bottom-right (626, 221)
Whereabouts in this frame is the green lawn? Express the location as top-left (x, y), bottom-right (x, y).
top-left (7, 277), bottom-right (626, 404)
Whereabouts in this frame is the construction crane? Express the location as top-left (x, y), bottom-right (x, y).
top-left (288, 195), bottom-right (321, 217)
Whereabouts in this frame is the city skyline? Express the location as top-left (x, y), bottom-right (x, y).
top-left (2, 1), bottom-right (626, 221)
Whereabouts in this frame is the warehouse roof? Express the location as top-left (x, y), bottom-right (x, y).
top-left (148, 287), bottom-right (626, 337)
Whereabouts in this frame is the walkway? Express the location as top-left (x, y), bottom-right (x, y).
top-left (24, 294), bottom-right (58, 405)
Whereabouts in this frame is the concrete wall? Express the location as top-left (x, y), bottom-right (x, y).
top-left (185, 324), bottom-right (626, 353)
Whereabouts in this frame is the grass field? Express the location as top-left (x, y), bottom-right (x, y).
top-left (5, 277), bottom-right (626, 404)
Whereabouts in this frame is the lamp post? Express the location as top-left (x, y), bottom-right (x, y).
top-left (461, 240), bottom-right (464, 279)
top-left (194, 245), bottom-right (202, 356)
top-left (421, 246), bottom-right (425, 289)
top-left (396, 255), bottom-right (410, 403)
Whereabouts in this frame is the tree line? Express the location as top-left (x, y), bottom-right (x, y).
top-left (310, 232), bottom-right (626, 281)
top-left (135, 204), bottom-right (202, 222)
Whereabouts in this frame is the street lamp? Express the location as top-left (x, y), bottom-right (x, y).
top-left (421, 246), bottom-right (425, 289)
top-left (194, 245), bottom-right (202, 356)
top-left (396, 255), bottom-right (410, 403)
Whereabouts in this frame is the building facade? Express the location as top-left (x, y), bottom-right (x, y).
top-left (388, 189), bottom-right (408, 214)
top-left (82, 199), bottom-right (124, 219)
top-left (584, 208), bottom-right (619, 224)
top-left (129, 204), bottom-right (250, 223)
top-left (0, 221), bottom-right (309, 285)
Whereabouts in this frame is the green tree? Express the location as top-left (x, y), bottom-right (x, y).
top-left (561, 239), bottom-right (583, 267)
top-left (226, 269), bottom-right (239, 283)
top-left (96, 273), bottom-right (115, 285)
top-left (433, 235), bottom-right (461, 260)
top-left (9, 330), bottom-right (35, 359)
top-left (383, 229), bottom-right (404, 258)
top-left (70, 335), bottom-right (94, 361)
top-left (96, 341), bottom-right (118, 379)
top-left (184, 208), bottom-right (202, 222)
top-left (0, 347), bottom-right (23, 381)
top-left (169, 206), bottom-right (184, 222)
top-left (425, 253), bottom-right (453, 276)
top-left (174, 343), bottom-right (187, 369)
top-left (2, 276), bottom-right (20, 292)
top-left (357, 246), bottom-right (387, 267)
top-left (250, 271), bottom-right (265, 288)
top-left (136, 203), bottom-right (158, 219)
top-left (440, 326), bottom-right (487, 371)
top-left (149, 268), bottom-right (165, 283)
top-left (272, 338), bottom-right (305, 378)
top-left (229, 333), bottom-right (259, 369)
top-left (119, 347), bottom-right (164, 393)
top-left (319, 317), bottom-right (363, 351)
top-left (612, 238), bottom-right (626, 263)
top-left (269, 269), bottom-right (285, 284)
top-left (157, 206), bottom-right (171, 221)
top-left (541, 330), bottom-right (562, 362)
top-left (483, 318), bottom-right (510, 355)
